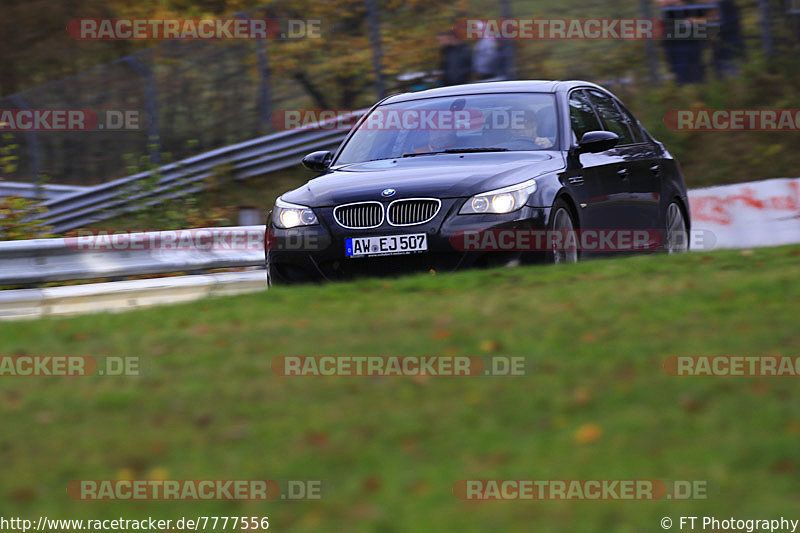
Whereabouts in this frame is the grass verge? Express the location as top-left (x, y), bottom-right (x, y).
top-left (0, 246), bottom-right (799, 531)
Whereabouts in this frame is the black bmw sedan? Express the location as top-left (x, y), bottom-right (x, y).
top-left (266, 80), bottom-right (690, 284)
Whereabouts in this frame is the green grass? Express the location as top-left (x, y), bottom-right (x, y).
top-left (1, 246), bottom-right (799, 531)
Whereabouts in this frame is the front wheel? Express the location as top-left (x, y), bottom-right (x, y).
top-left (548, 199), bottom-right (578, 264)
top-left (265, 260), bottom-right (273, 288)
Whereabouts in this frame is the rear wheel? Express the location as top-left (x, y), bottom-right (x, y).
top-left (664, 201), bottom-right (689, 254)
top-left (548, 199), bottom-right (578, 264)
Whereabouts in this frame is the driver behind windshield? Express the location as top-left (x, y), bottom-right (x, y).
top-left (480, 108), bottom-right (554, 150)
top-left (508, 109), bottom-right (554, 149)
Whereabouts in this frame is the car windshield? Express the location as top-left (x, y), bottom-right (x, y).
top-left (335, 93), bottom-right (559, 165)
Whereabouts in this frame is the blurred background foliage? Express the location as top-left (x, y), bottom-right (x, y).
top-left (0, 0), bottom-right (799, 229)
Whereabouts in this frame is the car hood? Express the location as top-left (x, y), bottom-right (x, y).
top-left (281, 152), bottom-right (565, 207)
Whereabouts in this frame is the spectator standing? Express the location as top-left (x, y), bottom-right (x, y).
top-left (713, 0), bottom-right (745, 75)
top-left (437, 31), bottom-right (472, 86)
top-left (657, 0), bottom-right (708, 84)
top-left (471, 22), bottom-right (507, 80)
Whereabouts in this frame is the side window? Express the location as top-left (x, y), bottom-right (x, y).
top-left (586, 89), bottom-right (634, 146)
top-left (568, 90), bottom-right (602, 143)
top-left (614, 100), bottom-right (644, 144)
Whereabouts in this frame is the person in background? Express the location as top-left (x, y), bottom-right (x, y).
top-left (657, 0), bottom-right (707, 85)
top-left (437, 30), bottom-right (472, 86)
top-left (471, 21), bottom-right (507, 80)
top-left (713, 0), bottom-right (744, 75)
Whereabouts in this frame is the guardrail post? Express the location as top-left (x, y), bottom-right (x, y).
top-left (120, 55), bottom-right (161, 165)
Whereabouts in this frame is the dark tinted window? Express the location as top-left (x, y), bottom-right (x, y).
top-left (568, 90), bottom-right (602, 142)
top-left (586, 89), bottom-right (634, 145)
top-left (616, 102), bottom-right (644, 143)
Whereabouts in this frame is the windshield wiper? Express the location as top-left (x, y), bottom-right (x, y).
top-left (442, 147), bottom-right (509, 153)
top-left (401, 151), bottom-right (448, 158)
top-left (402, 147), bottom-right (508, 158)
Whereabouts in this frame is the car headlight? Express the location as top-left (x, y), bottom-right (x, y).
top-left (459, 179), bottom-right (538, 215)
top-left (272, 198), bottom-right (318, 229)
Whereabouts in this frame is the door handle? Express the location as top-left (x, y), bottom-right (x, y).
top-left (617, 168), bottom-right (629, 178)
top-left (649, 165), bottom-right (661, 175)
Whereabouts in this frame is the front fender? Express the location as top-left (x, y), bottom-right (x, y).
top-left (526, 171), bottom-right (567, 209)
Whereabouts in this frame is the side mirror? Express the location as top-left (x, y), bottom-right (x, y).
top-left (576, 131), bottom-right (619, 154)
top-left (302, 151), bottom-right (333, 172)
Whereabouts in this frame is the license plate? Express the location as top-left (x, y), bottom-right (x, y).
top-left (346, 234), bottom-right (428, 258)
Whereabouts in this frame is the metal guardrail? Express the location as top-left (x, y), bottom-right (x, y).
top-left (34, 111), bottom-right (366, 234)
top-left (0, 181), bottom-right (88, 200)
top-left (0, 226), bottom-right (266, 286)
top-left (0, 270), bottom-right (267, 320)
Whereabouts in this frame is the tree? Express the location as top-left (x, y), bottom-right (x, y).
top-left (264, 0), bottom-right (472, 109)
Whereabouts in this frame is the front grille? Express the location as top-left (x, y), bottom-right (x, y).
top-left (387, 199), bottom-right (441, 226)
top-left (333, 202), bottom-right (384, 229)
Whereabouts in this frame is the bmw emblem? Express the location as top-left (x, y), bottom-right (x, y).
top-left (381, 188), bottom-right (396, 198)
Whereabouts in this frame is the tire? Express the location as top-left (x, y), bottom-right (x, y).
top-left (664, 201), bottom-right (689, 254)
top-left (548, 198), bottom-right (579, 264)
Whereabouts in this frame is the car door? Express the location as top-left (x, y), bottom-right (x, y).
top-left (565, 89), bottom-right (630, 233)
top-left (585, 89), bottom-right (661, 234)
top-left (612, 96), bottom-right (663, 233)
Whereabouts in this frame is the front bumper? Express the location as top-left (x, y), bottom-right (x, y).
top-left (266, 198), bottom-right (550, 283)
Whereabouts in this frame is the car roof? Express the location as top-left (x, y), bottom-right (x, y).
top-left (381, 80), bottom-right (605, 104)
